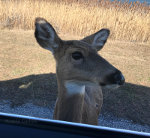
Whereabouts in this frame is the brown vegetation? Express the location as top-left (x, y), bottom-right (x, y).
top-left (0, 0), bottom-right (150, 43)
top-left (0, 30), bottom-right (150, 126)
top-left (0, 0), bottom-right (150, 128)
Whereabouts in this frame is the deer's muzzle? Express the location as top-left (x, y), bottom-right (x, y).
top-left (100, 70), bottom-right (125, 86)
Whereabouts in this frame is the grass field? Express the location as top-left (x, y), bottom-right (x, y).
top-left (0, 30), bottom-right (150, 126)
top-left (0, 0), bottom-right (150, 127)
top-left (0, 0), bottom-right (150, 43)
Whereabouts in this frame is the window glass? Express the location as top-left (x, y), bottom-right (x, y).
top-left (0, 0), bottom-right (150, 133)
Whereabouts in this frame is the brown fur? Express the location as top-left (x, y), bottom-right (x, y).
top-left (34, 17), bottom-right (124, 125)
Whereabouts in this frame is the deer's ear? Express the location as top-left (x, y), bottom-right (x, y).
top-left (81, 29), bottom-right (110, 51)
top-left (35, 17), bottom-right (61, 53)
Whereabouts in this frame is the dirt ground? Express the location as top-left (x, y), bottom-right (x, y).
top-left (0, 30), bottom-right (150, 126)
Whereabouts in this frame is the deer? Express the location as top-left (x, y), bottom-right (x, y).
top-left (34, 17), bottom-right (125, 125)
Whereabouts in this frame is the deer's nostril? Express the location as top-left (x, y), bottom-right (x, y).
top-left (114, 71), bottom-right (125, 85)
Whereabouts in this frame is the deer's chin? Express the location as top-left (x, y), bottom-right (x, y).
top-left (100, 84), bottom-right (120, 89)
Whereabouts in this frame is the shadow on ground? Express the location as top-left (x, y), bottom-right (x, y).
top-left (0, 73), bottom-right (150, 126)
top-left (0, 73), bottom-right (57, 109)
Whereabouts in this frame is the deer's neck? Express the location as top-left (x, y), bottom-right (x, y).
top-left (55, 77), bottom-right (103, 124)
top-left (55, 79), bottom-right (85, 122)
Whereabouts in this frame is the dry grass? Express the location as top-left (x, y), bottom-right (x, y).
top-left (0, 0), bottom-right (150, 43)
top-left (0, 0), bottom-right (150, 128)
top-left (0, 30), bottom-right (150, 125)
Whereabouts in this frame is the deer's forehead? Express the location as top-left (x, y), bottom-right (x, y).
top-left (62, 40), bottom-right (96, 53)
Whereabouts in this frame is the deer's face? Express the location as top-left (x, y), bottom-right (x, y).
top-left (35, 17), bottom-right (125, 88)
top-left (55, 40), bottom-right (124, 88)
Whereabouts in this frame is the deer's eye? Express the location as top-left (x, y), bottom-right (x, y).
top-left (72, 52), bottom-right (83, 60)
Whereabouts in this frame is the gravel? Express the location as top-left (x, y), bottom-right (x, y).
top-left (99, 113), bottom-right (150, 133)
top-left (0, 100), bottom-right (150, 133)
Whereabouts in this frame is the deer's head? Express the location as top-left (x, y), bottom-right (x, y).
top-left (35, 18), bottom-right (125, 88)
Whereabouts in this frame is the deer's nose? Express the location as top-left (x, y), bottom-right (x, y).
top-left (114, 70), bottom-right (125, 85)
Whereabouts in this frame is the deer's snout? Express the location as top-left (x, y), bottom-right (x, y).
top-left (113, 70), bottom-right (125, 85)
top-left (101, 70), bottom-right (125, 86)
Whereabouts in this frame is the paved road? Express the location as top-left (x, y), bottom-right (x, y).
top-left (0, 100), bottom-right (150, 133)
